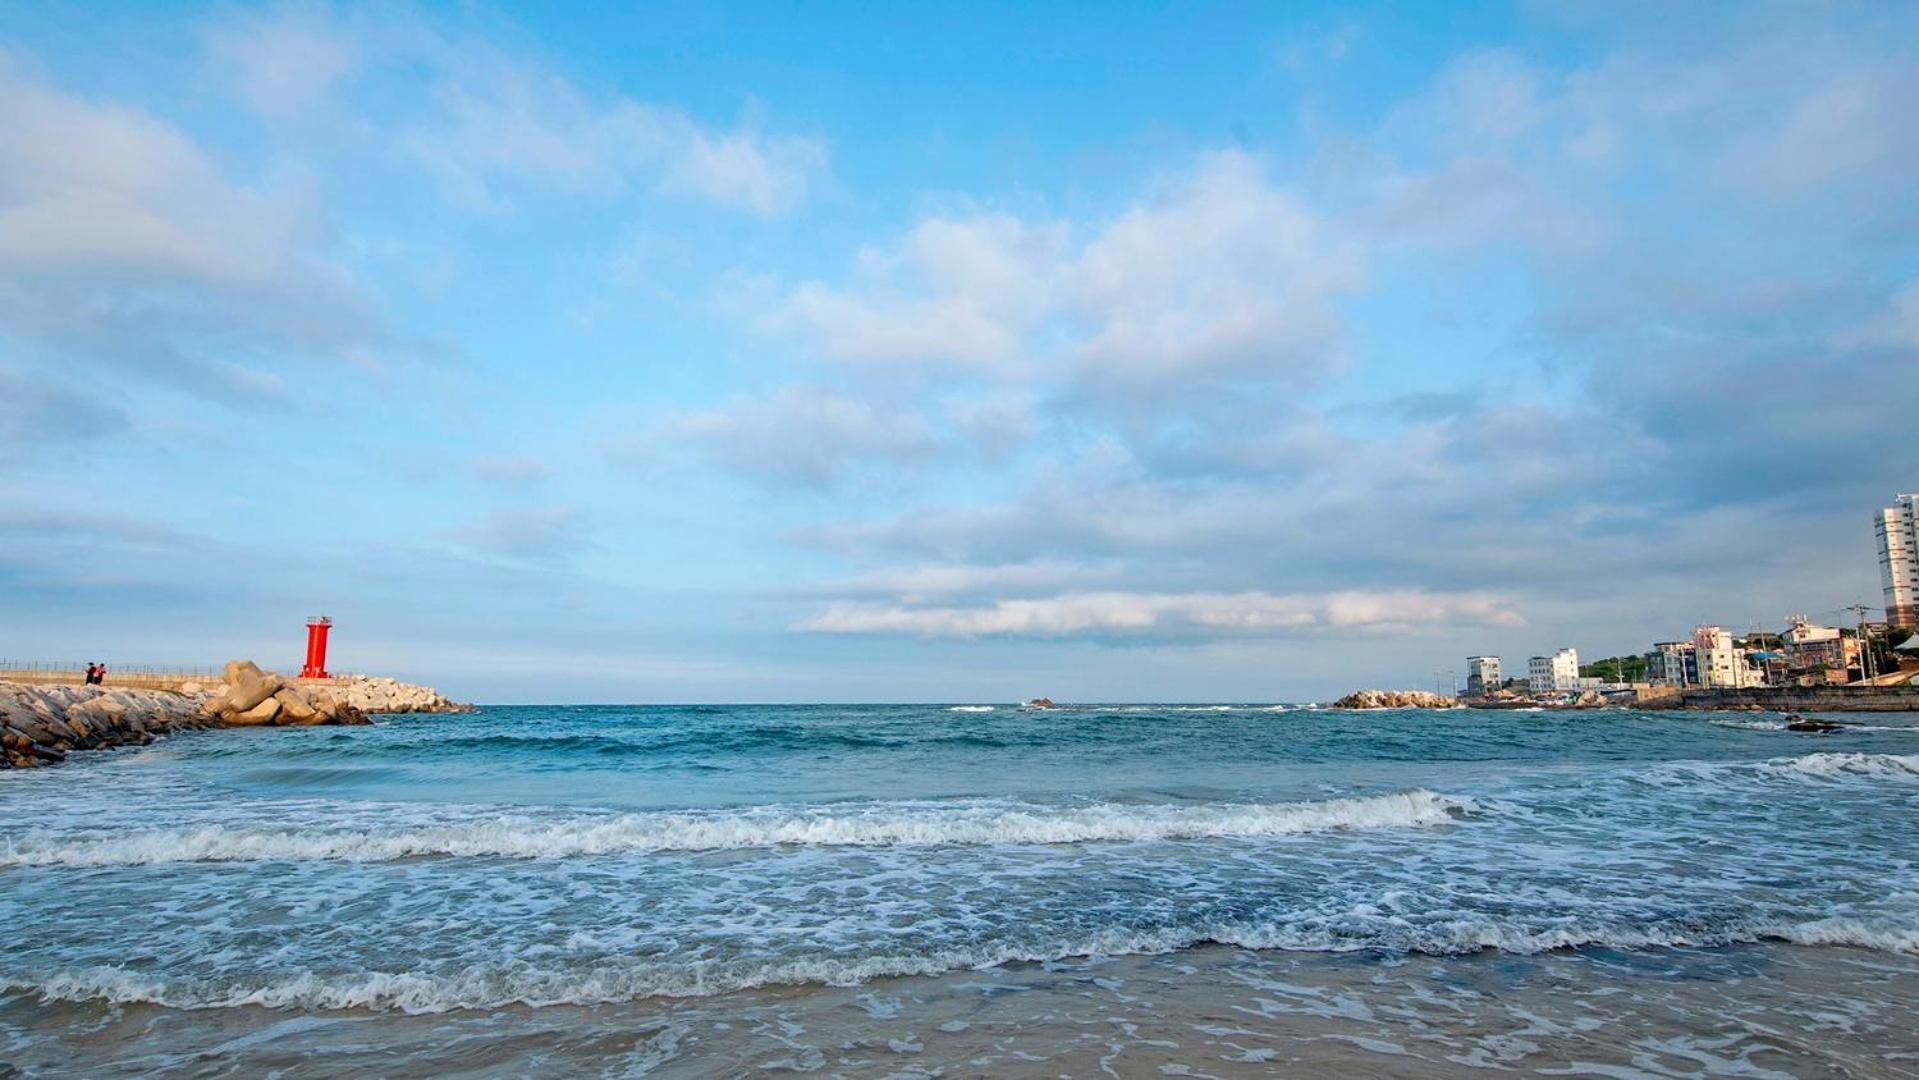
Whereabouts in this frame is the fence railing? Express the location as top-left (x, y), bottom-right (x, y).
top-left (0, 662), bottom-right (367, 691)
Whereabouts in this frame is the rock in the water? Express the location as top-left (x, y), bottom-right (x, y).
top-left (228, 698), bottom-right (282, 726)
top-left (1332, 689), bottom-right (1460, 709)
top-left (1784, 714), bottom-right (1846, 733)
top-left (273, 687), bottom-right (320, 723)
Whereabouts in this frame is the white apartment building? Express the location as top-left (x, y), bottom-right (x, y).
top-left (1466, 656), bottom-right (1501, 695)
top-left (1878, 493), bottom-right (1919, 627)
top-left (1527, 647), bottom-right (1579, 694)
top-left (1693, 625), bottom-right (1763, 689)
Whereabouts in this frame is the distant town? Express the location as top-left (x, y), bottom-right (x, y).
top-left (1462, 492), bottom-right (1919, 704)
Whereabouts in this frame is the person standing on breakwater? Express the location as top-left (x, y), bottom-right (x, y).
top-left (84, 663), bottom-right (98, 685)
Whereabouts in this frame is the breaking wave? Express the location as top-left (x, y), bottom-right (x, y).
top-left (0, 790), bottom-right (1473, 868)
top-left (1758, 752), bottom-right (1919, 779)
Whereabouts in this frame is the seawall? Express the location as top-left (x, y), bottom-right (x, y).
top-left (1640, 686), bottom-right (1919, 712)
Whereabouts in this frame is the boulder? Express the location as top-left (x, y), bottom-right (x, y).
top-left (226, 698), bottom-right (282, 726)
top-left (228, 670), bottom-right (284, 712)
top-left (274, 687), bottom-right (320, 724)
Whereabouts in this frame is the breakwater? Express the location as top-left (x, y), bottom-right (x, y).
top-left (1, 659), bottom-right (467, 769)
top-left (1332, 689), bottom-right (1459, 708)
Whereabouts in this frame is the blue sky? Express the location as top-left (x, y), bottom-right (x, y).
top-left (2, 1), bottom-right (1915, 702)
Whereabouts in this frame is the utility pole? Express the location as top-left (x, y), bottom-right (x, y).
top-left (1847, 603), bottom-right (1876, 681)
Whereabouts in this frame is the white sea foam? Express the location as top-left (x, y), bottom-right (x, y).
top-left (947, 705), bottom-right (995, 712)
top-left (7, 915), bottom-right (1915, 1014)
top-left (1758, 752), bottom-right (1919, 780)
top-left (1710, 718), bottom-right (1789, 731)
top-left (0, 790), bottom-right (1473, 867)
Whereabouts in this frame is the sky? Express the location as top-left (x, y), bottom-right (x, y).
top-left (1, 1), bottom-right (1915, 703)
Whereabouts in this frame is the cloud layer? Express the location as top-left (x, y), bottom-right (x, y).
top-left (800, 589), bottom-right (1524, 638)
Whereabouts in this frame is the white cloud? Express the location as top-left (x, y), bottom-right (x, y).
top-left (204, 2), bottom-right (359, 122)
top-left (0, 51), bottom-right (391, 398)
top-left (798, 589), bottom-right (1524, 638)
top-left (784, 214), bottom-right (1066, 369)
top-left (409, 57), bottom-right (828, 216)
top-left (828, 560), bottom-right (1113, 602)
top-left (664, 388), bottom-right (943, 488)
top-left (203, 4), bottom-right (828, 216)
top-left (1072, 150), bottom-right (1361, 379)
top-left (779, 151), bottom-right (1360, 382)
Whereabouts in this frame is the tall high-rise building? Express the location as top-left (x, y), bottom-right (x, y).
top-left (1879, 494), bottom-right (1919, 627)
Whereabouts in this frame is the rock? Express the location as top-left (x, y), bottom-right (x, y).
top-left (1332, 689), bottom-right (1460, 709)
top-left (273, 687), bottom-right (320, 724)
top-left (226, 698), bottom-right (282, 726)
top-left (1785, 715), bottom-right (1847, 733)
top-left (227, 670), bottom-right (284, 713)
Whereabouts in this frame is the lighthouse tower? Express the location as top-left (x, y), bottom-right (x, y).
top-left (300, 616), bottom-right (332, 679)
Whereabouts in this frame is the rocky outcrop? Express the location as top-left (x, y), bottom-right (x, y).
top-left (1332, 689), bottom-right (1460, 709)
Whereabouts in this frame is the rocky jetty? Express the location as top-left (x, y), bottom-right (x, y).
top-left (196, 660), bottom-right (373, 728)
top-left (3, 659), bottom-right (467, 769)
top-left (4, 682), bottom-right (213, 768)
top-left (314, 673), bottom-right (472, 715)
top-left (1332, 689), bottom-right (1460, 709)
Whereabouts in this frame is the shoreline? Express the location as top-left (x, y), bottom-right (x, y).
top-left (5, 940), bottom-right (1913, 1076)
top-left (1338, 684), bottom-right (1919, 713)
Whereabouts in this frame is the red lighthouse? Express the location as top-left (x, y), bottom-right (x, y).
top-left (300, 616), bottom-right (332, 679)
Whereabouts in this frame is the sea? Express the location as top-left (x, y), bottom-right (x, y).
top-left (3, 703), bottom-right (1918, 1078)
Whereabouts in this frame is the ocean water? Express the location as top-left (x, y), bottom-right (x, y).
top-left (4, 703), bottom-right (1919, 1077)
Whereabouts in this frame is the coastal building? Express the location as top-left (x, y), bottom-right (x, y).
top-left (1645, 641), bottom-right (1697, 687)
top-left (1693, 625), bottom-right (1763, 688)
top-left (1782, 615), bottom-right (1857, 685)
top-left (1466, 656), bottom-right (1501, 695)
top-left (1878, 493), bottom-right (1919, 627)
top-left (1526, 647), bottom-right (1579, 694)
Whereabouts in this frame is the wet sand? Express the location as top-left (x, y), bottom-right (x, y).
top-left (6, 942), bottom-right (1916, 1077)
